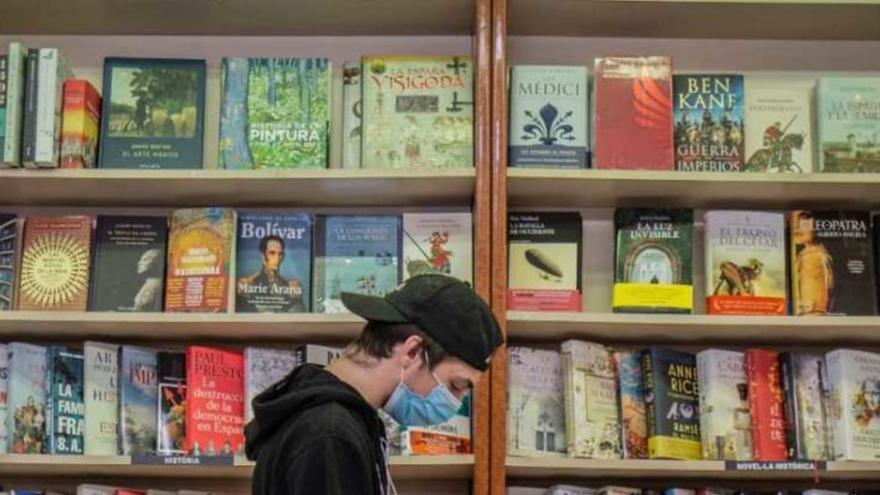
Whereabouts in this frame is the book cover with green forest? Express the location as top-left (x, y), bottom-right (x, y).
top-left (220, 57), bottom-right (330, 169)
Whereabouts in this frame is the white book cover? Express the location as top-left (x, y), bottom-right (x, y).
top-left (596, 488), bottom-right (640, 495)
top-left (696, 349), bottom-right (751, 460)
top-left (507, 346), bottom-right (566, 457)
top-left (296, 344), bottom-right (342, 366)
top-left (2, 43), bottom-right (28, 167)
top-left (744, 77), bottom-right (815, 173)
top-left (546, 486), bottom-right (594, 495)
top-left (342, 61), bottom-right (362, 169)
top-left (403, 212), bottom-right (473, 285)
top-left (244, 347), bottom-right (300, 423)
top-left (561, 339), bottom-right (620, 459)
top-left (84, 341), bottom-right (119, 455)
top-left (0, 343), bottom-right (7, 453)
top-left (7, 342), bottom-right (47, 454)
top-left (826, 348), bottom-right (880, 460)
top-left (33, 48), bottom-right (69, 168)
top-left (76, 485), bottom-right (117, 495)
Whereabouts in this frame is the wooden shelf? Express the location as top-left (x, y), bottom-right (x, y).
top-left (508, 168), bottom-right (880, 209)
top-left (508, 0), bottom-right (880, 40)
top-left (507, 311), bottom-right (880, 345)
top-left (0, 168), bottom-right (475, 208)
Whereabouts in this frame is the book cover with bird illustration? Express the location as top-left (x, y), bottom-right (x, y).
top-left (673, 74), bottom-right (744, 172)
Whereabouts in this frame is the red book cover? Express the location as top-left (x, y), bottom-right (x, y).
top-left (18, 216), bottom-right (92, 311)
top-left (593, 56), bottom-right (674, 170)
top-left (185, 346), bottom-right (244, 456)
top-left (746, 349), bottom-right (787, 461)
top-left (60, 79), bottom-right (101, 169)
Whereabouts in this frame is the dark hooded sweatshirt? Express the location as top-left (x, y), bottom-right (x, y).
top-left (245, 364), bottom-right (390, 495)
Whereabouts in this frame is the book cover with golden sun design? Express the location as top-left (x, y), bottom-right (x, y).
top-left (18, 216), bottom-right (92, 311)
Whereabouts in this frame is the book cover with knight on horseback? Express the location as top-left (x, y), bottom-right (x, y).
top-left (744, 78), bottom-right (814, 173)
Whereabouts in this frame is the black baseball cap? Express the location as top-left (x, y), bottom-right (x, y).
top-left (340, 274), bottom-right (503, 371)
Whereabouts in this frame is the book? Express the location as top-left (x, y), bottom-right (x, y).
top-left (235, 213), bottom-right (311, 313)
top-left (402, 212), bottom-right (472, 284)
top-left (596, 487), bottom-right (641, 495)
top-left (790, 210), bottom-right (876, 316)
top-left (89, 215), bottom-right (167, 312)
top-left (18, 216), bottom-right (92, 312)
top-left (593, 56), bottom-right (674, 170)
top-left (642, 348), bottom-right (700, 460)
top-left (244, 347), bottom-right (299, 423)
top-left (704, 210), bottom-right (787, 315)
top-left (696, 349), bottom-right (751, 460)
top-left (3, 43), bottom-right (28, 166)
top-left (165, 208), bottom-right (235, 313)
top-left (612, 208), bottom-right (693, 314)
top-left (826, 349), bottom-right (880, 460)
top-left (673, 74), bottom-right (744, 172)
top-left (509, 65), bottom-right (588, 168)
top-left (219, 57), bottom-right (330, 169)
top-left (30, 48), bottom-right (71, 168)
top-left (98, 58), bottom-right (206, 169)
top-left (0, 343), bottom-right (6, 452)
top-left (507, 346), bottom-right (566, 457)
top-left (295, 344), bottom-right (342, 366)
top-left (817, 77), bottom-right (880, 172)
top-left (46, 346), bottom-right (84, 454)
top-left (362, 55), bottom-right (473, 169)
top-left (744, 78), bottom-right (814, 173)
top-left (83, 341), bottom-right (119, 455)
top-left (157, 351), bottom-right (186, 456)
top-left (7, 342), bottom-right (47, 454)
top-left (614, 350), bottom-right (647, 459)
top-left (342, 61), bottom-right (362, 169)
top-left (0, 54), bottom-right (7, 162)
top-left (561, 340), bottom-right (620, 459)
top-left (746, 348), bottom-right (787, 461)
top-left (546, 486), bottom-right (594, 495)
top-left (401, 393), bottom-right (471, 455)
top-left (119, 345), bottom-right (157, 456)
top-left (779, 352), bottom-right (831, 460)
top-left (0, 214), bottom-right (19, 311)
top-left (312, 215), bottom-right (401, 314)
top-left (20, 48), bottom-right (38, 165)
top-left (508, 212), bottom-right (582, 312)
top-left (60, 79), bottom-right (101, 168)
top-left (185, 346), bottom-right (244, 456)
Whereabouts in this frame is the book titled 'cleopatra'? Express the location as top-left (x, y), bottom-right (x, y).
top-left (593, 56), bottom-right (673, 170)
top-left (818, 77), bottom-right (880, 173)
top-left (46, 346), bottom-right (84, 455)
top-left (779, 352), bottom-right (831, 461)
top-left (119, 345), bottom-right (157, 456)
top-left (362, 55), bottom-right (473, 169)
top-left (220, 57), bottom-right (330, 169)
top-left (509, 65), bottom-right (588, 168)
top-left (19, 216), bottom-right (92, 312)
top-left (790, 211), bottom-right (876, 316)
top-left (508, 212), bottom-right (582, 312)
top-left (185, 346), bottom-right (244, 456)
top-left (83, 341), bottom-right (119, 456)
top-left (696, 349), bottom-right (751, 460)
top-left (746, 348), bottom-right (787, 461)
top-left (402, 212), bottom-right (472, 284)
top-left (673, 74), bottom-right (744, 172)
top-left (165, 208), bottom-right (235, 313)
top-left (507, 347), bottom-right (566, 457)
top-left (614, 350), bottom-right (647, 459)
top-left (7, 342), bottom-right (47, 454)
top-left (99, 58), bottom-right (206, 169)
top-left (613, 208), bottom-right (693, 314)
top-left (704, 211), bottom-right (786, 315)
top-left (0, 214), bottom-right (19, 311)
top-left (744, 78), bottom-right (814, 173)
top-left (826, 349), bottom-right (880, 460)
top-left (642, 348), bottom-right (700, 460)
top-left (60, 79), bottom-right (101, 168)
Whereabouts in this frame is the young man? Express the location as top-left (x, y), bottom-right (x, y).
top-left (245, 274), bottom-right (503, 494)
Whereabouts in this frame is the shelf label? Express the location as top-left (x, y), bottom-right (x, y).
top-left (131, 455), bottom-right (235, 466)
top-left (724, 461), bottom-right (826, 472)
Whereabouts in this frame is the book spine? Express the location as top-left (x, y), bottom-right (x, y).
top-left (778, 352), bottom-right (800, 460)
top-left (825, 351), bottom-right (848, 460)
top-left (561, 351), bottom-right (577, 457)
top-left (0, 343), bottom-right (6, 453)
top-left (20, 48), bottom-right (39, 166)
top-left (3, 44), bottom-right (27, 166)
top-left (0, 55), bottom-right (7, 159)
top-left (34, 49), bottom-right (64, 168)
top-left (341, 62), bottom-right (361, 169)
top-left (45, 347), bottom-right (57, 454)
top-left (641, 351), bottom-right (658, 453)
top-left (84, 342), bottom-right (119, 455)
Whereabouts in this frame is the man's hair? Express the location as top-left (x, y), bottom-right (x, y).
top-left (260, 235), bottom-right (285, 255)
top-left (349, 321), bottom-right (448, 369)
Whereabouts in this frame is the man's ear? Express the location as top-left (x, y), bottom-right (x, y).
top-left (399, 335), bottom-right (424, 369)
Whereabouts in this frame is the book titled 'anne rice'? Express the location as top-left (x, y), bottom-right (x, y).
top-left (507, 347), bottom-right (566, 457)
top-left (185, 346), bottom-right (244, 456)
top-left (642, 348), bottom-right (701, 460)
top-left (826, 349), bottom-right (880, 460)
top-left (818, 77), bottom-right (880, 173)
top-left (7, 342), bottom-right (47, 454)
top-left (83, 341), bottom-right (119, 456)
top-left (673, 74), bottom-right (744, 172)
top-left (744, 78), bottom-right (814, 173)
top-left (98, 58), bottom-right (206, 169)
top-left (402, 212), bottom-right (472, 284)
top-left (220, 57), bottom-right (330, 169)
top-left (779, 352), bottom-right (832, 461)
top-left (614, 350), bottom-right (647, 459)
top-left (119, 345), bottom-right (157, 456)
top-left (46, 346), bottom-right (84, 455)
top-left (696, 349), bottom-right (751, 460)
top-left (19, 216), bottom-right (92, 312)
top-left (0, 214), bottom-right (19, 311)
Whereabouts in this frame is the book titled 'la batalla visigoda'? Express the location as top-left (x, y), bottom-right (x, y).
top-left (642, 348), bottom-right (701, 460)
top-left (818, 77), bottom-right (880, 173)
top-left (46, 346), bottom-right (84, 455)
top-left (220, 58), bottom-right (330, 169)
top-left (236, 213), bottom-right (312, 313)
top-left (673, 74), bottom-right (744, 172)
top-left (98, 58), bottom-right (206, 169)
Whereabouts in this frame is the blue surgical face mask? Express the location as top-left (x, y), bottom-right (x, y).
top-left (382, 357), bottom-right (462, 427)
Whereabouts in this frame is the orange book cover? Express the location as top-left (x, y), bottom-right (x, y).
top-left (60, 79), bottom-right (101, 169)
top-left (18, 216), bottom-right (92, 311)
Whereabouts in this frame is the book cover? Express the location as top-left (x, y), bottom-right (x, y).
top-left (3, 43), bottom-right (28, 166)
top-left (704, 210), bottom-right (787, 315)
top-left (119, 345), bottom-right (157, 456)
top-left (746, 348), bottom-right (787, 461)
top-left (46, 346), bottom-right (84, 454)
top-left (673, 74), bottom-right (744, 172)
top-left (593, 56), bottom-right (674, 170)
top-left (546, 486), bottom-right (594, 495)
top-left (613, 350), bottom-right (647, 459)
top-left (157, 351), bottom-right (186, 456)
top-left (220, 57), bottom-right (330, 169)
top-left (7, 342), bottom-right (47, 454)
top-left (826, 349), bottom-right (880, 460)
top-left (20, 48), bottom-right (39, 165)
top-left (0, 55), bottom-right (7, 160)
top-left (642, 348), bottom-right (700, 460)
top-left (817, 77), bottom-right (880, 173)
top-left (612, 208), bottom-right (694, 313)
top-left (0, 343), bottom-right (6, 452)
top-left (696, 349), bottom-right (750, 460)
top-left (596, 488), bottom-right (641, 495)
top-left (509, 65), bottom-right (588, 168)
top-left (244, 347), bottom-right (299, 424)
top-left (508, 212), bottom-right (582, 312)
top-left (18, 215), bottom-right (92, 312)
top-left (98, 58), bottom-right (206, 169)
top-left (60, 79), bottom-right (101, 169)
top-left (31, 48), bottom-right (71, 168)
top-left (790, 211), bottom-right (876, 316)
top-left (561, 340), bottom-right (621, 459)
top-left (90, 215), bottom-right (167, 312)
top-left (744, 78), bottom-right (814, 173)
top-left (83, 341), bottom-right (119, 456)
top-left (312, 215), bottom-right (401, 314)
top-left (342, 61), bottom-right (362, 169)
top-left (779, 352), bottom-right (831, 460)
top-left (362, 55), bottom-right (473, 169)
top-left (295, 344), bottom-right (342, 366)
top-left (402, 212), bottom-right (472, 284)
top-left (401, 393), bottom-right (471, 455)
top-left (235, 213), bottom-right (311, 313)
top-left (0, 214), bottom-right (19, 311)
top-left (165, 208), bottom-right (235, 313)
top-left (507, 346), bottom-right (566, 457)
top-left (185, 346), bottom-right (244, 456)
